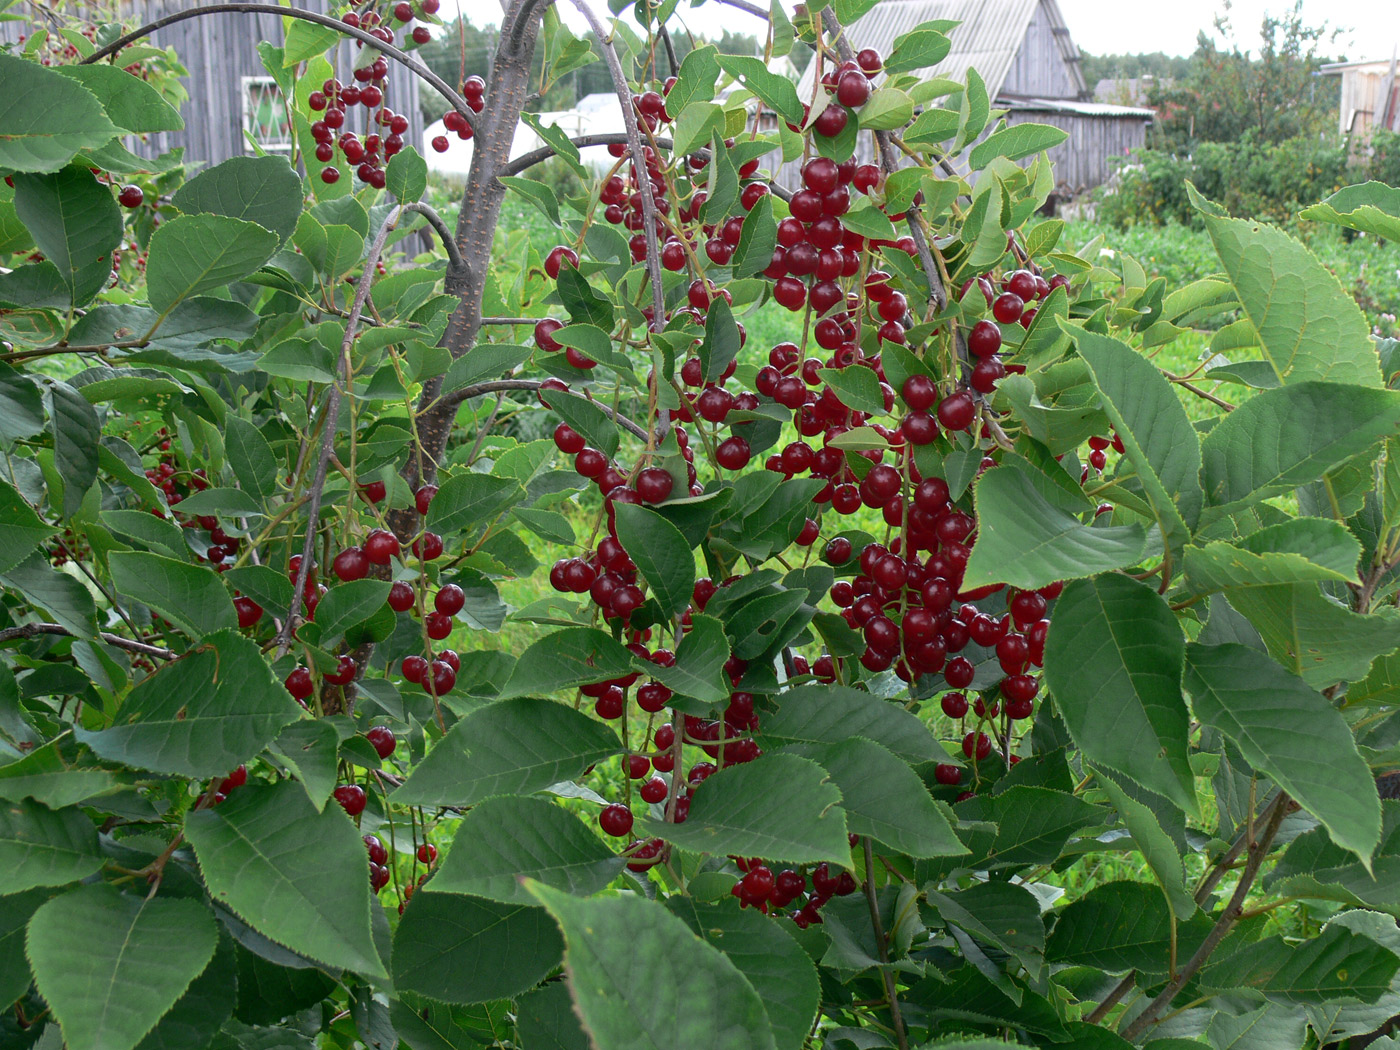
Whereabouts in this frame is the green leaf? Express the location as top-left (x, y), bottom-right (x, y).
top-left (312, 580), bottom-right (390, 642)
top-left (499, 175), bottom-right (559, 225)
top-left (667, 44), bottom-right (721, 114)
top-left (1199, 383), bottom-right (1400, 522)
top-left (969, 122), bottom-right (1068, 170)
top-left (817, 366), bottom-right (885, 416)
top-left (1202, 924), bottom-right (1399, 1004)
top-left (0, 798), bottom-right (102, 892)
top-left (673, 101), bottom-right (727, 156)
top-left (644, 614), bottom-right (730, 706)
top-left (13, 167), bottom-right (121, 307)
top-left (1184, 518), bottom-right (1362, 594)
top-left (0, 741), bottom-right (117, 809)
top-left (0, 479), bottom-right (54, 576)
top-left (539, 385), bottom-right (620, 460)
top-left (1071, 327), bottom-right (1201, 550)
top-left (281, 19), bottom-right (341, 64)
top-left (839, 200), bottom-right (900, 242)
top-left (47, 379), bottom-right (100, 518)
top-left (904, 106), bottom-right (961, 145)
top-left (386, 146), bottom-right (428, 203)
top-left (172, 155), bottom-right (302, 243)
top-left (0, 54), bottom-right (118, 172)
top-left (1043, 575), bottom-right (1197, 814)
top-left (1092, 770), bottom-right (1195, 919)
top-left (955, 68), bottom-right (991, 150)
top-left (716, 54), bottom-right (802, 126)
top-left (555, 266), bottom-right (613, 328)
top-left (641, 753), bottom-right (850, 866)
top-left (885, 26), bottom-right (953, 73)
top-left (146, 215), bottom-right (280, 314)
top-left (393, 892), bottom-right (562, 1005)
top-left (930, 881), bottom-right (1046, 978)
top-left (224, 417), bottom-right (278, 503)
top-left (497, 628), bottom-right (635, 699)
top-left (1301, 181), bottom-right (1400, 241)
top-left (700, 297), bottom-right (742, 385)
top-left (962, 465), bottom-right (1147, 590)
top-left (515, 982), bottom-right (589, 1050)
top-left (76, 628), bottom-right (301, 777)
top-left (108, 551), bottom-right (236, 638)
top-left (185, 780), bottom-right (386, 977)
top-left (27, 885), bottom-right (218, 1050)
top-left (529, 884), bottom-right (778, 1050)
top-left (1183, 642), bottom-right (1380, 863)
top-left (956, 786), bottom-right (1103, 867)
top-left (0, 361), bottom-right (44, 443)
top-left (442, 344), bottom-right (532, 395)
top-left (135, 935), bottom-right (237, 1050)
top-left (54, 65), bottom-right (183, 133)
top-left (428, 796), bottom-right (624, 904)
top-left (0, 552), bottom-right (98, 639)
top-left (1201, 209), bottom-right (1381, 387)
top-left (859, 86), bottom-right (915, 131)
top-left (733, 193), bottom-right (777, 279)
top-left (0, 888), bottom-right (48, 1007)
top-left (266, 720), bottom-right (339, 811)
top-left (798, 739), bottom-right (965, 858)
top-left (758, 684), bottom-right (939, 765)
top-left (391, 697), bottom-right (622, 807)
top-left (613, 503), bottom-right (695, 621)
top-left (665, 899), bottom-right (819, 1050)
top-left (1226, 584), bottom-right (1400, 690)
top-left (171, 487), bottom-right (261, 518)
top-left (1046, 881), bottom-right (1210, 973)
top-left (425, 472), bottom-right (523, 540)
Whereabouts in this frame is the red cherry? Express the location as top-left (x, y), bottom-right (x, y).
top-left (599, 803), bottom-right (634, 837)
top-left (234, 597), bottom-right (263, 628)
top-left (401, 655), bottom-right (428, 682)
top-left (434, 584), bottom-right (465, 615)
top-left (934, 763), bottom-right (962, 785)
top-left (937, 391), bottom-right (977, 431)
top-left (365, 834), bottom-right (389, 865)
top-left (388, 581), bottom-right (416, 612)
top-left (836, 70), bottom-right (871, 108)
top-left (634, 467), bottom-right (674, 504)
top-left (366, 726), bottom-right (396, 759)
top-left (413, 532), bottom-right (444, 561)
top-left (364, 529), bottom-right (400, 564)
top-left (118, 185), bottom-right (144, 208)
top-left (417, 842), bottom-right (438, 864)
top-left (715, 436), bottom-right (752, 471)
top-left (967, 319), bottom-right (1003, 358)
top-left (992, 292), bottom-right (1024, 324)
top-left (334, 784), bottom-right (367, 816)
top-left (545, 245), bottom-right (580, 279)
top-left (945, 656), bottom-right (975, 689)
top-left (414, 485), bottom-right (438, 515)
top-left (332, 546), bottom-right (369, 582)
top-left (285, 667), bottom-right (313, 699)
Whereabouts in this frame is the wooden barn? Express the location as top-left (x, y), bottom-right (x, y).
top-left (792, 0), bottom-right (1154, 193)
top-left (1, 0), bottom-right (424, 169)
top-left (1320, 55), bottom-right (1400, 140)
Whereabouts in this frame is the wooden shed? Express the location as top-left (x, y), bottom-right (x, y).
top-left (1320, 56), bottom-right (1400, 140)
top-left (2, 0), bottom-right (423, 169)
top-left (791, 0), bottom-right (1154, 192)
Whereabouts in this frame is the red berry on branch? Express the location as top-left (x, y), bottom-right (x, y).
top-left (334, 784), bottom-right (367, 816)
top-left (367, 726), bottom-right (396, 759)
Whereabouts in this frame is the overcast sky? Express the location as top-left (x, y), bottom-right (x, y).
top-left (464, 0), bottom-right (1400, 61)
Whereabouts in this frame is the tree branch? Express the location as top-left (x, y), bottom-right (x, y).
top-left (0, 623), bottom-right (174, 660)
top-left (863, 837), bottom-right (909, 1050)
top-left (711, 0), bottom-right (770, 19)
top-left (404, 202), bottom-right (467, 276)
top-left (1120, 793), bottom-right (1289, 1042)
top-left (440, 377), bottom-right (651, 441)
top-left (278, 206), bottom-right (405, 656)
top-left (82, 3), bottom-right (478, 130)
top-left (564, 0), bottom-right (667, 330)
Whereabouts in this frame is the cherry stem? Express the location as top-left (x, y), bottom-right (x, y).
top-left (79, 3), bottom-right (478, 131)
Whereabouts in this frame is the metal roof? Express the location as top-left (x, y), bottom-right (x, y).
top-left (796, 0), bottom-right (1082, 103)
top-left (1002, 96), bottom-right (1155, 119)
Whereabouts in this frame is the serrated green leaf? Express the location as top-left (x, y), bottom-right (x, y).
top-left (0, 798), bottom-right (102, 892)
top-left (54, 65), bottom-right (183, 134)
top-left (146, 215), bottom-right (280, 313)
top-left (13, 167), bottom-right (121, 308)
top-left (968, 122), bottom-right (1067, 169)
top-left (0, 54), bottom-right (118, 172)
top-left (759, 684), bottom-right (939, 765)
top-left (613, 502), bottom-right (695, 620)
top-left (1202, 924), bottom-right (1399, 1003)
top-left (108, 551), bottom-right (237, 638)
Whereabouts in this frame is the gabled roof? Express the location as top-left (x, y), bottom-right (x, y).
top-left (796, 0), bottom-right (1085, 103)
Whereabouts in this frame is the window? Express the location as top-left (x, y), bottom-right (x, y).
top-left (242, 76), bottom-right (292, 153)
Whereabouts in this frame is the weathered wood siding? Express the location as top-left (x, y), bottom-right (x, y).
top-left (1006, 110), bottom-right (1148, 191)
top-left (1336, 65), bottom-right (1400, 138)
top-left (1, 0), bottom-right (423, 168)
top-left (1000, 4), bottom-right (1079, 100)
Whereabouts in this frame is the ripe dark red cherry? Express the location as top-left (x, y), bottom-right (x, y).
top-left (856, 48), bottom-right (882, 73)
top-left (545, 245), bottom-right (579, 279)
top-left (599, 803), bottom-right (634, 837)
top-left (234, 597), bottom-right (263, 628)
top-left (417, 842), bottom-right (438, 864)
top-left (640, 777), bottom-right (668, 804)
top-left (963, 732), bottom-right (993, 760)
top-left (285, 667), bottom-right (313, 699)
top-left (534, 318), bottom-right (564, 353)
top-left (334, 784), bottom-right (367, 816)
top-left (332, 546), bottom-right (369, 582)
top-left (813, 103), bottom-right (848, 137)
top-left (967, 319), bottom-right (1003, 358)
top-left (401, 655), bottom-right (427, 682)
top-left (553, 423), bottom-right (585, 454)
top-left (715, 436), bottom-right (752, 471)
top-left (324, 655), bottom-right (357, 686)
top-left (836, 70), bottom-right (871, 108)
top-left (945, 656), bottom-right (975, 689)
top-left (366, 726), bottom-right (396, 759)
top-left (364, 529), bottom-right (400, 564)
top-left (434, 584), bottom-right (465, 615)
top-left (364, 834), bottom-right (389, 865)
top-left (635, 467), bottom-right (674, 504)
top-left (413, 532), bottom-right (444, 561)
top-left (902, 374), bottom-right (937, 411)
top-left (118, 185), bottom-right (144, 208)
top-left (941, 691), bottom-right (969, 718)
top-left (414, 485), bottom-right (438, 515)
top-left (937, 391), bottom-right (977, 431)
top-left (992, 292), bottom-right (1024, 324)
top-left (934, 763), bottom-right (962, 785)
top-left (1006, 269), bottom-right (1038, 300)
top-left (388, 581), bottom-right (415, 612)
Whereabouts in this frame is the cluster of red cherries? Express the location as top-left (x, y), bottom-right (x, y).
top-left (311, 0), bottom-right (442, 185)
top-left (430, 74), bottom-right (486, 153)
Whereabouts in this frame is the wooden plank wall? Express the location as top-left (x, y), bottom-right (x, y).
top-left (1006, 111), bottom-right (1148, 191)
top-left (0, 0), bottom-right (423, 170)
top-left (999, 6), bottom-right (1079, 101)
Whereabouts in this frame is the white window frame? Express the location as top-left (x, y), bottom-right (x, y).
top-left (241, 75), bottom-right (293, 154)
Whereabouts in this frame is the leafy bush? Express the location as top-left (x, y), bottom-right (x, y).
top-left (2, 4), bottom-right (1400, 1050)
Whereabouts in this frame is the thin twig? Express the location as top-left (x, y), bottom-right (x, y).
top-left (277, 207), bottom-right (406, 656)
top-left (1121, 795), bottom-right (1289, 1042)
top-left (862, 837), bottom-right (909, 1050)
top-left (1086, 972), bottom-right (1135, 1024)
top-left (441, 377), bottom-right (650, 441)
top-left (81, 3), bottom-right (478, 130)
top-left (1164, 373), bottom-right (1235, 411)
top-left (0, 622), bottom-right (174, 660)
top-left (711, 0), bottom-right (769, 18)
